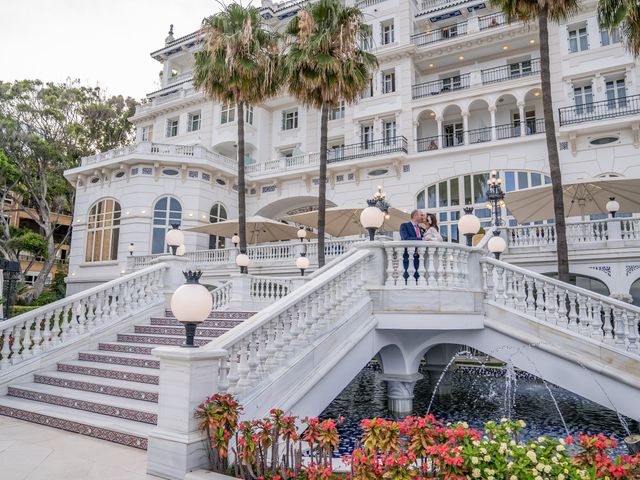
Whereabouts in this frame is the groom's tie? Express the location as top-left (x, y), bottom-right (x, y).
top-left (414, 224), bottom-right (420, 237)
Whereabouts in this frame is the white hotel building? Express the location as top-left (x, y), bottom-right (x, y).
top-left (63, 0), bottom-right (640, 294)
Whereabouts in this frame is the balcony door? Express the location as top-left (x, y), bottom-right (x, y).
top-left (512, 110), bottom-right (536, 135)
top-left (509, 59), bottom-right (532, 79)
top-left (360, 125), bottom-right (374, 150)
top-left (574, 85), bottom-right (594, 115)
top-left (443, 123), bottom-right (463, 147)
top-left (441, 75), bottom-right (462, 92)
top-left (606, 79), bottom-right (626, 109)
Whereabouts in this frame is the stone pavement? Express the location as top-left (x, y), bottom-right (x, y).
top-left (0, 416), bottom-right (159, 480)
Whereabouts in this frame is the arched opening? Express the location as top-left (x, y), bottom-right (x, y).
top-left (468, 99), bottom-right (491, 143)
top-left (442, 104), bottom-right (463, 148)
top-left (631, 277), bottom-right (640, 307)
top-left (208, 203), bottom-right (228, 249)
top-left (152, 196), bottom-right (182, 254)
top-left (416, 109), bottom-right (439, 151)
top-left (85, 198), bottom-right (121, 262)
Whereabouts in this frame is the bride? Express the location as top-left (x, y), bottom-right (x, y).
top-left (423, 213), bottom-right (443, 242)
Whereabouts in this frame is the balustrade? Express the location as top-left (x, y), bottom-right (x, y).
top-left (478, 12), bottom-right (508, 30)
top-left (411, 22), bottom-right (468, 47)
top-left (212, 282), bottom-right (232, 311)
top-left (558, 93), bottom-right (640, 126)
top-left (506, 219), bottom-right (626, 248)
top-left (0, 264), bottom-right (167, 371)
top-left (249, 276), bottom-right (294, 302)
top-left (482, 258), bottom-right (640, 357)
top-left (412, 75), bottom-right (471, 100)
top-left (481, 59), bottom-right (541, 85)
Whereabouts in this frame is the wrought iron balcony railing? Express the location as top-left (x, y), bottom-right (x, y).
top-left (412, 75), bottom-right (471, 99)
top-left (481, 58), bottom-right (541, 85)
top-left (558, 94), bottom-right (640, 126)
top-left (478, 12), bottom-right (507, 30)
top-left (411, 21), bottom-right (468, 47)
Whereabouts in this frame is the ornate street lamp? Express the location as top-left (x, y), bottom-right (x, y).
top-left (170, 270), bottom-right (213, 348)
top-left (236, 252), bottom-right (250, 274)
top-left (231, 233), bottom-right (240, 247)
top-left (297, 227), bottom-right (307, 242)
top-left (458, 206), bottom-right (481, 246)
top-left (128, 243), bottom-right (135, 256)
top-left (166, 224), bottom-right (184, 255)
top-left (296, 253), bottom-right (310, 276)
top-left (606, 197), bottom-right (620, 218)
top-left (360, 187), bottom-right (389, 241)
top-left (486, 170), bottom-right (506, 226)
top-left (487, 230), bottom-right (507, 260)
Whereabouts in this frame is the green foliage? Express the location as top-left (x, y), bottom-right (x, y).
top-left (598, 0), bottom-right (640, 56)
top-left (7, 230), bottom-right (48, 259)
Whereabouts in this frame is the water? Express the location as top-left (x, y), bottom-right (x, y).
top-left (319, 363), bottom-right (639, 457)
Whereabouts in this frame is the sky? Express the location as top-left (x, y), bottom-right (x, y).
top-left (0, 0), bottom-right (222, 99)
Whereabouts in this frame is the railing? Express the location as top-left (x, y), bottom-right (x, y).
top-left (165, 72), bottom-right (192, 85)
top-left (412, 75), bottom-right (470, 99)
top-left (0, 263), bottom-right (167, 370)
top-left (205, 249), bottom-right (374, 396)
top-left (482, 258), bottom-right (640, 356)
top-left (481, 58), bottom-right (541, 85)
top-left (411, 22), bottom-right (468, 47)
top-left (212, 282), bottom-right (232, 311)
top-left (468, 126), bottom-right (492, 144)
top-left (479, 12), bottom-right (507, 30)
top-left (356, 0), bottom-right (387, 7)
top-left (621, 218), bottom-right (640, 240)
top-left (558, 94), bottom-right (640, 126)
top-left (249, 276), bottom-right (294, 302)
top-left (380, 241), bottom-right (479, 288)
top-left (418, 0), bottom-right (459, 12)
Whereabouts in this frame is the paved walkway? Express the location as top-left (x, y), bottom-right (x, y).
top-left (0, 416), bottom-right (158, 480)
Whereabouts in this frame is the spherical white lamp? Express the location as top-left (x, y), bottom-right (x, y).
top-left (236, 252), bottom-right (250, 273)
top-left (166, 224), bottom-right (184, 255)
top-left (128, 243), bottom-right (135, 256)
top-left (487, 231), bottom-right (507, 260)
top-left (360, 205), bottom-right (385, 241)
top-left (231, 233), bottom-right (240, 247)
top-left (606, 197), bottom-right (620, 218)
top-left (176, 244), bottom-right (186, 256)
top-left (170, 270), bottom-right (212, 348)
top-left (296, 254), bottom-right (310, 276)
top-left (458, 206), bottom-right (481, 246)
top-left (297, 227), bottom-right (307, 242)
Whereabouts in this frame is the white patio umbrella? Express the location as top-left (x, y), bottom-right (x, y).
top-left (505, 177), bottom-right (640, 223)
top-left (186, 216), bottom-right (317, 243)
top-left (283, 206), bottom-right (410, 237)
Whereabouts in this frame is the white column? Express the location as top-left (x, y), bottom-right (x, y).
top-left (436, 116), bottom-right (443, 148)
top-left (462, 111), bottom-right (470, 145)
top-left (161, 255), bottom-right (192, 307)
top-left (147, 347), bottom-right (227, 480)
top-left (489, 106), bottom-right (497, 141)
top-left (380, 373), bottom-right (423, 414)
top-left (518, 101), bottom-right (526, 137)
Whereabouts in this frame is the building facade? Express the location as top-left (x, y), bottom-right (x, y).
top-left (63, 0), bottom-right (640, 294)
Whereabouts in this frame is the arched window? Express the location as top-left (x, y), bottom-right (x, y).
top-left (545, 273), bottom-right (610, 297)
top-left (85, 198), bottom-right (121, 262)
top-left (416, 170), bottom-right (551, 242)
top-left (209, 203), bottom-right (228, 249)
top-left (631, 278), bottom-right (640, 307)
top-left (152, 196), bottom-right (182, 254)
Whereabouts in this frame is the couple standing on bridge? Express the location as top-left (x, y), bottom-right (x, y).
top-left (399, 209), bottom-right (443, 242)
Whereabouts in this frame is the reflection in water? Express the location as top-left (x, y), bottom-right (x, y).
top-left (319, 364), bottom-right (638, 456)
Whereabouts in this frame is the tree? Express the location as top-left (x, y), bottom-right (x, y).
top-left (0, 80), bottom-right (137, 299)
top-left (193, 4), bottom-right (280, 260)
top-left (283, 0), bottom-right (377, 267)
top-left (598, 0), bottom-right (640, 55)
top-left (491, 0), bottom-right (578, 282)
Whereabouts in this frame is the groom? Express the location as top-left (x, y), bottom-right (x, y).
top-left (400, 209), bottom-right (425, 282)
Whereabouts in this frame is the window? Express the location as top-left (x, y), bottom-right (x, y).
top-left (442, 25), bottom-right (459, 39)
top-left (209, 203), bottom-right (228, 249)
top-left (382, 70), bottom-right (396, 94)
top-left (568, 26), bottom-right (589, 53)
top-left (444, 123), bottom-right (463, 147)
top-left (361, 78), bottom-right (374, 99)
top-left (245, 105), bottom-right (254, 125)
top-left (600, 27), bottom-right (622, 46)
top-left (280, 148), bottom-right (295, 158)
top-left (574, 85), bottom-right (594, 114)
top-left (281, 109), bottom-right (299, 130)
top-left (509, 59), bottom-right (532, 78)
top-left (330, 101), bottom-right (345, 120)
top-left (141, 125), bottom-right (153, 142)
top-left (441, 75), bottom-right (462, 92)
top-left (187, 111), bottom-right (201, 132)
top-left (361, 26), bottom-right (373, 50)
top-left (606, 78), bottom-right (626, 108)
top-left (383, 120), bottom-right (396, 145)
top-left (513, 110), bottom-right (536, 135)
top-left (329, 143), bottom-right (345, 162)
top-left (221, 103), bottom-right (235, 124)
top-left (381, 20), bottom-right (394, 45)
top-left (166, 118), bottom-right (179, 137)
top-left (85, 199), bottom-right (121, 262)
top-left (360, 124), bottom-right (373, 149)
top-left (152, 196), bottom-right (182, 254)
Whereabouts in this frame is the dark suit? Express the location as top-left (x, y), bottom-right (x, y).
top-left (399, 222), bottom-right (424, 282)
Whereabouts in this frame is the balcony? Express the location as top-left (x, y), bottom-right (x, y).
top-left (558, 94), bottom-right (640, 126)
top-left (416, 119), bottom-right (544, 151)
top-left (412, 75), bottom-right (471, 99)
top-left (478, 12), bottom-right (507, 30)
top-left (411, 21), bottom-right (468, 47)
top-left (481, 59), bottom-right (541, 85)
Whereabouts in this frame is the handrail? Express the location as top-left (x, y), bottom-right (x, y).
top-left (211, 282), bottom-right (232, 311)
top-left (558, 93), bottom-right (640, 126)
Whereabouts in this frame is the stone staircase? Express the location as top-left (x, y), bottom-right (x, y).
top-left (0, 309), bottom-right (254, 449)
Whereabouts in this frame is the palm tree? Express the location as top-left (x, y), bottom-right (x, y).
top-left (598, 0), bottom-right (640, 55)
top-left (193, 4), bottom-right (280, 260)
top-left (283, 0), bottom-right (377, 267)
top-left (491, 0), bottom-right (578, 282)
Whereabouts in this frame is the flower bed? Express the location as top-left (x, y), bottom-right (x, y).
top-left (196, 394), bottom-right (640, 479)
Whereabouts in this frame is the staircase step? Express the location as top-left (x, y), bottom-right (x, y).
top-left (34, 371), bottom-right (158, 402)
top-left (78, 351), bottom-right (160, 369)
top-left (117, 333), bottom-right (210, 346)
top-left (98, 342), bottom-right (155, 355)
top-left (0, 396), bottom-right (152, 449)
top-left (151, 317), bottom-right (244, 328)
top-left (7, 383), bottom-right (157, 424)
top-left (164, 310), bottom-right (256, 320)
top-left (57, 361), bottom-right (159, 385)
top-left (134, 324), bottom-right (229, 338)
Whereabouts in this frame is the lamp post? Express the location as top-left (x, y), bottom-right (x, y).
top-left (458, 206), bottom-right (481, 246)
top-left (296, 253), bottom-right (310, 276)
top-left (236, 252), bottom-right (250, 274)
top-left (486, 170), bottom-right (506, 226)
top-left (606, 197), bottom-right (620, 218)
top-left (360, 187), bottom-right (389, 241)
top-left (487, 230), bottom-right (507, 260)
top-left (170, 270), bottom-right (213, 348)
top-left (128, 243), bottom-right (135, 256)
top-left (166, 224), bottom-right (184, 255)
top-left (297, 227), bottom-right (307, 242)
top-left (231, 233), bottom-right (240, 248)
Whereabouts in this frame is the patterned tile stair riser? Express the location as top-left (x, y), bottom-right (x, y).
top-left (78, 352), bottom-right (160, 369)
top-left (56, 363), bottom-right (160, 385)
top-left (116, 333), bottom-right (210, 346)
top-left (33, 374), bottom-right (158, 402)
top-left (164, 309), bottom-right (255, 319)
top-left (150, 317), bottom-right (244, 328)
top-left (98, 343), bottom-right (155, 355)
top-left (133, 325), bottom-right (228, 337)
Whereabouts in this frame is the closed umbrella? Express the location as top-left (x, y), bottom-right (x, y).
top-left (283, 206), bottom-right (410, 237)
top-left (505, 177), bottom-right (640, 223)
top-left (186, 216), bottom-right (317, 243)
